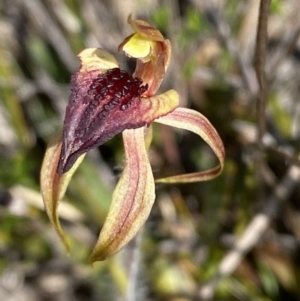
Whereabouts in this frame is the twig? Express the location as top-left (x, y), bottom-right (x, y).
top-left (254, 0), bottom-right (270, 144)
top-left (253, 0), bottom-right (271, 203)
top-left (198, 163), bottom-right (300, 300)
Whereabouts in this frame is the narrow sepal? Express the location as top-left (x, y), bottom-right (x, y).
top-left (155, 108), bottom-right (225, 183)
top-left (40, 132), bottom-right (85, 251)
top-left (90, 128), bottom-right (155, 262)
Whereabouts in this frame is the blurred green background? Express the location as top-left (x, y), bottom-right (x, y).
top-left (1, 0), bottom-right (300, 300)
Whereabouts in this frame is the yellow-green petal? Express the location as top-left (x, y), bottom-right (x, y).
top-left (90, 127), bottom-right (155, 262)
top-left (40, 132), bottom-right (85, 251)
top-left (155, 107), bottom-right (225, 183)
top-left (140, 89), bottom-right (179, 121)
top-left (122, 33), bottom-right (152, 59)
top-left (78, 48), bottom-right (118, 73)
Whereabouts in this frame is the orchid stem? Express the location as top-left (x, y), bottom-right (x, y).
top-left (121, 231), bottom-right (142, 301)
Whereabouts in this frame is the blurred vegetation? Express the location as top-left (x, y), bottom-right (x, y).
top-left (1, 0), bottom-right (300, 300)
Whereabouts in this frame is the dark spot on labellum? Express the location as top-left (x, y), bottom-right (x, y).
top-left (115, 91), bottom-right (122, 98)
top-left (101, 87), bottom-right (108, 95)
top-left (121, 103), bottom-right (132, 110)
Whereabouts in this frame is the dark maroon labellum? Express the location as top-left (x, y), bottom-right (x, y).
top-left (58, 68), bottom-right (148, 174)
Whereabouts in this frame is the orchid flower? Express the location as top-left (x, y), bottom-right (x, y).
top-left (40, 17), bottom-right (225, 262)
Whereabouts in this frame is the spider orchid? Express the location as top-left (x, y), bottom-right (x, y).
top-left (40, 17), bottom-right (225, 262)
